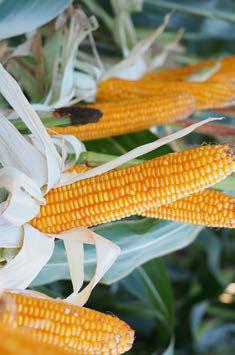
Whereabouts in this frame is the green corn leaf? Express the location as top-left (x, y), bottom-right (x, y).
top-left (121, 258), bottom-right (174, 328)
top-left (146, 0), bottom-right (235, 24)
top-left (32, 219), bottom-right (202, 286)
top-left (0, 0), bottom-right (73, 40)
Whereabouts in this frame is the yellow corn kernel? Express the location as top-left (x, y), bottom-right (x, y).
top-left (142, 55), bottom-right (235, 83)
top-left (142, 58), bottom-right (217, 82)
top-left (1, 291), bottom-right (134, 355)
top-left (66, 168), bottom-right (235, 228)
top-left (51, 92), bottom-right (195, 141)
top-left (96, 78), bottom-right (235, 111)
top-left (30, 145), bottom-right (235, 234)
top-left (66, 166), bottom-right (235, 228)
top-left (141, 189), bottom-right (235, 228)
top-left (0, 322), bottom-right (69, 355)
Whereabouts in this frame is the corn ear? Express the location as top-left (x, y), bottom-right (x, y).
top-left (141, 189), bottom-right (235, 228)
top-left (51, 92), bottom-right (195, 141)
top-left (30, 145), bottom-right (235, 234)
top-left (142, 55), bottom-right (235, 83)
top-left (1, 291), bottom-right (134, 355)
top-left (96, 79), bottom-right (235, 111)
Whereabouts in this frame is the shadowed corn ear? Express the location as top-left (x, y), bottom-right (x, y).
top-left (1, 291), bottom-right (134, 355)
top-left (142, 54), bottom-right (235, 83)
top-left (142, 58), bottom-right (217, 82)
top-left (141, 189), bottom-right (235, 228)
top-left (30, 145), bottom-right (235, 234)
top-left (97, 78), bottom-right (235, 111)
top-left (142, 81), bottom-right (235, 110)
top-left (50, 92), bottom-right (195, 141)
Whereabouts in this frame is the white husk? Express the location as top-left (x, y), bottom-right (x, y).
top-left (101, 13), bottom-right (171, 81)
top-left (49, 134), bottom-right (86, 171)
top-left (31, 10), bottom-right (101, 111)
top-left (29, 133), bottom-right (86, 172)
top-left (73, 72), bottom-right (97, 102)
top-left (0, 64), bottom-right (61, 192)
top-left (0, 114), bottom-right (47, 187)
top-left (2, 190), bottom-right (40, 226)
top-left (111, 0), bottom-right (142, 57)
top-left (148, 29), bottom-right (184, 72)
top-left (0, 167), bottom-right (43, 202)
top-left (0, 225), bottom-right (54, 289)
top-left (59, 227), bottom-right (120, 306)
top-left (0, 167), bottom-right (43, 225)
top-left (187, 59), bottom-right (221, 82)
top-left (0, 218), bottom-right (23, 248)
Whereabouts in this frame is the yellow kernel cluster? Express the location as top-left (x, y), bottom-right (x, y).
top-left (141, 189), bottom-right (235, 228)
top-left (68, 167), bottom-right (235, 228)
top-left (51, 92), bottom-right (195, 141)
top-left (63, 167), bottom-right (235, 228)
top-left (142, 58), bottom-right (217, 82)
top-left (142, 55), bottom-right (235, 83)
top-left (30, 145), bottom-right (235, 234)
top-left (0, 322), bottom-right (68, 355)
top-left (97, 79), bottom-right (235, 111)
top-left (1, 291), bottom-right (134, 355)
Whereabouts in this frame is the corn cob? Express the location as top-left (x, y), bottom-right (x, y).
top-left (51, 92), bottom-right (195, 141)
top-left (60, 167), bottom-right (235, 228)
top-left (1, 290), bottom-right (134, 355)
top-left (58, 166), bottom-right (235, 228)
top-left (209, 70), bottom-right (235, 83)
top-left (0, 322), bottom-right (69, 355)
top-left (30, 145), bottom-right (235, 234)
top-left (96, 79), bottom-right (235, 110)
top-left (140, 189), bottom-right (235, 228)
top-left (142, 58), bottom-right (216, 82)
top-left (142, 55), bottom-right (235, 83)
